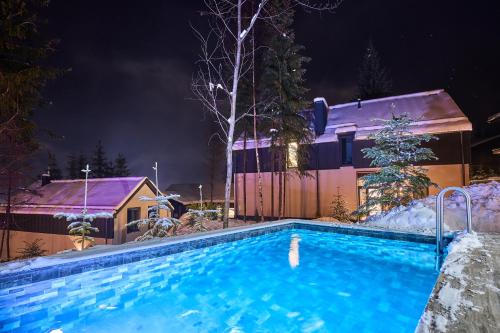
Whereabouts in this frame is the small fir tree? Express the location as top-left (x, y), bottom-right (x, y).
top-left (54, 165), bottom-right (113, 250)
top-left (114, 153), bottom-right (130, 177)
top-left (47, 152), bottom-right (62, 180)
top-left (330, 188), bottom-right (351, 222)
top-left (127, 162), bottom-right (181, 241)
top-left (357, 40), bottom-right (392, 100)
top-left (17, 239), bottom-right (46, 259)
top-left (357, 112), bottom-right (438, 216)
top-left (67, 154), bottom-right (79, 179)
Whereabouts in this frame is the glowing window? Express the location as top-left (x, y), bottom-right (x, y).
top-left (287, 142), bottom-right (299, 168)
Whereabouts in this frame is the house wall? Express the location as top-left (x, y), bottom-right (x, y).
top-left (1, 231), bottom-right (108, 259)
top-left (234, 163), bottom-right (468, 219)
top-left (115, 183), bottom-right (171, 243)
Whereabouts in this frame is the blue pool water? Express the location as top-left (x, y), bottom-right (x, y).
top-left (0, 229), bottom-right (439, 332)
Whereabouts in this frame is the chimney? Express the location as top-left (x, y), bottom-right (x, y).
top-left (313, 97), bottom-right (328, 136)
top-left (357, 98), bottom-right (362, 109)
top-left (41, 168), bottom-right (51, 186)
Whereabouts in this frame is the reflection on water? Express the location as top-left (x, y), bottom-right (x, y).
top-left (288, 234), bottom-right (301, 268)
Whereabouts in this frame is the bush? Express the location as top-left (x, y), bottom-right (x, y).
top-left (330, 191), bottom-right (352, 222)
top-left (17, 239), bottom-right (47, 259)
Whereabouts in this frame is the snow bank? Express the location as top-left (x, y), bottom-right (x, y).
top-left (366, 182), bottom-right (500, 234)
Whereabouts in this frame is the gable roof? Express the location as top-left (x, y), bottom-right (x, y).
top-left (234, 89), bottom-right (472, 149)
top-left (5, 177), bottom-right (153, 215)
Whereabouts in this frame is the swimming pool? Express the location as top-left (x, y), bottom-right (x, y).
top-left (0, 225), bottom-right (440, 332)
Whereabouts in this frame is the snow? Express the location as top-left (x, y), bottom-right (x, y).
top-left (366, 182), bottom-right (500, 234)
top-left (418, 232), bottom-right (483, 332)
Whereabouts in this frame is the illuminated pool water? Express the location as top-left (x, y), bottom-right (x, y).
top-left (0, 229), bottom-right (439, 332)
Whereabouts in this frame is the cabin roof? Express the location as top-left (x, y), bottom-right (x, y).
top-left (4, 177), bottom-right (154, 215)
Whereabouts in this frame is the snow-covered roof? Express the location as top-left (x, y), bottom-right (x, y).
top-left (325, 89), bottom-right (468, 129)
top-left (234, 89), bottom-right (472, 149)
top-left (3, 177), bottom-right (152, 215)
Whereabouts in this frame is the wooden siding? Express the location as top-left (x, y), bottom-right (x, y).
top-left (233, 131), bottom-right (471, 172)
top-left (0, 213), bottom-right (114, 238)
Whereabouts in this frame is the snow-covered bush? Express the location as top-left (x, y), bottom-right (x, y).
top-left (127, 195), bottom-right (182, 241)
top-left (366, 182), bottom-right (500, 234)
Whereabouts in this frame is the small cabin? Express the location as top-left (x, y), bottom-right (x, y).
top-left (0, 177), bottom-right (170, 258)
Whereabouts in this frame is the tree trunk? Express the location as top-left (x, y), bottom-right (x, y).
top-left (243, 129), bottom-right (247, 222)
top-left (283, 148), bottom-right (287, 219)
top-left (223, 0), bottom-right (243, 228)
top-left (271, 149), bottom-right (275, 220)
top-left (1, 172), bottom-right (13, 259)
top-left (278, 147), bottom-right (283, 220)
top-left (251, 26), bottom-right (264, 222)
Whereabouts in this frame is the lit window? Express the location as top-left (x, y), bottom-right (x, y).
top-left (287, 142), bottom-right (298, 168)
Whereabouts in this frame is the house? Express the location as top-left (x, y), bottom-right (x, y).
top-left (0, 177), bottom-right (170, 257)
top-left (165, 183), bottom-right (234, 218)
top-left (232, 89), bottom-right (472, 219)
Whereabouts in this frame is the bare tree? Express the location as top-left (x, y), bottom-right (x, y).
top-left (192, 0), bottom-right (341, 227)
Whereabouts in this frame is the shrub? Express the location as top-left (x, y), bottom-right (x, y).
top-left (17, 239), bottom-right (47, 259)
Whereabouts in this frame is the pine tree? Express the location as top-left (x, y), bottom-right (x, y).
top-left (114, 153), bottom-right (130, 177)
top-left (77, 153), bottom-right (87, 176)
top-left (91, 141), bottom-right (108, 178)
top-left (0, 0), bottom-right (60, 258)
top-left (47, 152), bottom-right (62, 180)
top-left (67, 154), bottom-right (79, 179)
top-left (357, 112), bottom-right (438, 216)
top-left (357, 40), bottom-right (392, 100)
top-left (330, 189), bottom-right (351, 222)
top-left (260, 0), bottom-right (312, 218)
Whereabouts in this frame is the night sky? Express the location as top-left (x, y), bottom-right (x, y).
top-left (37, 0), bottom-right (500, 187)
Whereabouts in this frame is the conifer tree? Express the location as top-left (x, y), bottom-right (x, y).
top-left (260, 0), bottom-right (312, 218)
top-left (357, 40), bottom-right (392, 100)
top-left (67, 154), bottom-right (79, 179)
top-left (0, 0), bottom-right (60, 258)
top-left (91, 141), bottom-right (108, 178)
top-left (47, 152), bottom-right (62, 180)
top-left (114, 153), bottom-right (130, 177)
top-left (357, 112), bottom-right (438, 216)
top-left (77, 153), bottom-right (87, 176)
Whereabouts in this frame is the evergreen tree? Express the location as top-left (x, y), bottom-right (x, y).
top-left (77, 153), bottom-right (87, 177)
top-left (357, 40), bottom-right (392, 100)
top-left (114, 153), bottom-right (130, 177)
top-left (47, 152), bottom-right (62, 180)
top-left (67, 154), bottom-right (79, 179)
top-left (0, 0), bottom-right (60, 258)
top-left (330, 188), bottom-right (351, 222)
top-left (91, 141), bottom-right (108, 178)
top-left (260, 0), bottom-right (312, 217)
top-left (357, 112), bottom-right (438, 216)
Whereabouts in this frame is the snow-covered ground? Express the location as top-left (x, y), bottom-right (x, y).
top-left (366, 181), bottom-right (500, 234)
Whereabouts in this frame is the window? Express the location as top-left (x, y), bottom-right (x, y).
top-left (287, 142), bottom-right (299, 169)
top-left (357, 173), bottom-right (381, 217)
top-left (340, 134), bottom-right (354, 165)
top-left (148, 205), bottom-right (158, 218)
top-left (126, 207), bottom-right (140, 233)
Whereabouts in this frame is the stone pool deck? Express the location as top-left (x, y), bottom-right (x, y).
top-left (417, 232), bottom-right (500, 333)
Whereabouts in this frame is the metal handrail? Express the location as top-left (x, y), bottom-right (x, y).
top-left (435, 187), bottom-right (472, 255)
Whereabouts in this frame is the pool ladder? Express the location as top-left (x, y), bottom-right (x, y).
top-left (435, 187), bottom-right (472, 269)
